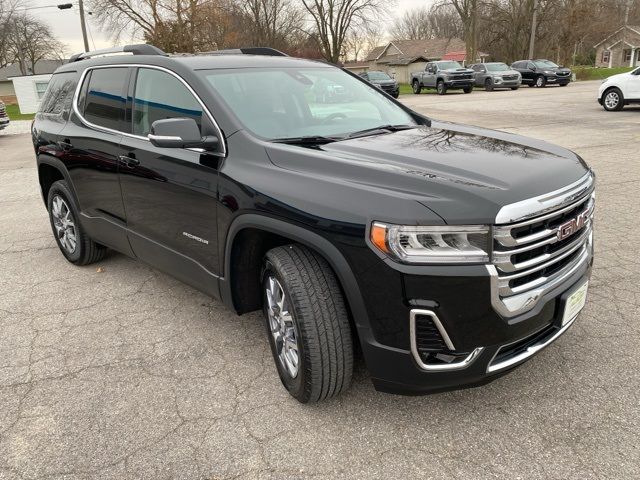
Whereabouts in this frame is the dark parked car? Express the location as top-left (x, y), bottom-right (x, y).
top-left (358, 70), bottom-right (399, 98)
top-left (410, 61), bottom-right (474, 95)
top-left (33, 45), bottom-right (594, 402)
top-left (511, 59), bottom-right (571, 87)
top-left (0, 100), bottom-right (9, 130)
top-left (469, 62), bottom-right (521, 91)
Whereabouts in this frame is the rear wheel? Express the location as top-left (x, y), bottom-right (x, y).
top-left (262, 245), bottom-right (353, 403)
top-left (436, 80), bottom-right (447, 95)
top-left (47, 180), bottom-right (106, 265)
top-left (463, 86), bottom-right (473, 94)
top-left (412, 80), bottom-right (421, 94)
top-left (484, 78), bottom-right (493, 91)
top-left (511, 86), bottom-right (519, 90)
top-left (602, 87), bottom-right (624, 111)
top-left (535, 75), bottom-right (546, 87)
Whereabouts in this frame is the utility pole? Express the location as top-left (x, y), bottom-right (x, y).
top-left (78, 0), bottom-right (90, 52)
top-left (528, 0), bottom-right (538, 59)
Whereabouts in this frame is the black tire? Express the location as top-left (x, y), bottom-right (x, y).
top-left (528, 83), bottom-right (536, 87)
top-left (463, 86), bottom-right (473, 94)
top-left (535, 75), bottom-right (546, 88)
top-left (602, 87), bottom-right (625, 111)
top-left (559, 83), bottom-right (568, 87)
top-left (392, 93), bottom-right (399, 99)
top-left (511, 86), bottom-right (519, 90)
top-left (436, 80), bottom-right (447, 95)
top-left (47, 180), bottom-right (106, 265)
top-left (484, 78), bottom-right (493, 92)
top-left (412, 80), bottom-right (421, 94)
top-left (262, 245), bottom-right (353, 403)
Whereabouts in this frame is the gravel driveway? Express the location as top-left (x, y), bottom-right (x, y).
top-left (0, 80), bottom-right (638, 479)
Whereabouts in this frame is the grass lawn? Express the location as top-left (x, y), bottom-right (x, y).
top-left (571, 66), bottom-right (635, 81)
top-left (5, 104), bottom-right (35, 121)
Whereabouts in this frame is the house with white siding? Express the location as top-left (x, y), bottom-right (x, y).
top-left (9, 74), bottom-right (53, 114)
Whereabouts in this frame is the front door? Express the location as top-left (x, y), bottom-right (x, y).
top-left (627, 67), bottom-right (640, 98)
top-left (424, 63), bottom-right (436, 87)
top-left (118, 66), bottom-right (224, 298)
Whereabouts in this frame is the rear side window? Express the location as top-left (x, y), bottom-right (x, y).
top-left (39, 72), bottom-right (77, 119)
top-left (82, 67), bottom-right (128, 131)
top-left (132, 68), bottom-right (203, 137)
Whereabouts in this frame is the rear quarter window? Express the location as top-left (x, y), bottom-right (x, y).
top-left (38, 72), bottom-right (78, 120)
top-left (80, 67), bottom-right (129, 132)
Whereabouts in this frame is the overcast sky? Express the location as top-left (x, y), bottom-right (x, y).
top-left (25, 0), bottom-right (430, 55)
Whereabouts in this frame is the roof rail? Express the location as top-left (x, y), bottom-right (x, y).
top-left (69, 44), bottom-right (166, 63)
top-left (206, 47), bottom-right (288, 57)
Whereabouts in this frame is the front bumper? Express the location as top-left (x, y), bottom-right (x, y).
top-left (348, 226), bottom-right (593, 395)
top-left (361, 261), bottom-right (591, 395)
top-left (444, 79), bottom-right (474, 88)
top-left (0, 117), bottom-right (9, 129)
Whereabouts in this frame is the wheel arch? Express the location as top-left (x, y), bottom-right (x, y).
top-left (37, 156), bottom-right (78, 207)
top-left (220, 214), bottom-right (369, 333)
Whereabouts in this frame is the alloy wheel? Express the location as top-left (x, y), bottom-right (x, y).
top-left (265, 275), bottom-right (300, 378)
top-left (51, 195), bottom-right (77, 254)
top-left (604, 91), bottom-right (619, 110)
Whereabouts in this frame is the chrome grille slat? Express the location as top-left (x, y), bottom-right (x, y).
top-left (494, 194), bottom-right (594, 247)
top-left (493, 218), bottom-right (592, 273)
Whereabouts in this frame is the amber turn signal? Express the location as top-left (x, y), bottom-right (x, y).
top-left (370, 222), bottom-right (390, 254)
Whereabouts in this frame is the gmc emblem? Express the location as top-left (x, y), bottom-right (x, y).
top-left (557, 212), bottom-right (587, 241)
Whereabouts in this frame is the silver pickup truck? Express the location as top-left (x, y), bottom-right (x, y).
top-left (411, 61), bottom-right (475, 95)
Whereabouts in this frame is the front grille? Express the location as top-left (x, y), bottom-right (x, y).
top-left (450, 74), bottom-right (473, 80)
top-left (502, 75), bottom-right (518, 81)
top-left (557, 71), bottom-right (570, 77)
top-left (493, 191), bottom-right (594, 298)
top-left (414, 314), bottom-right (448, 353)
top-left (0, 104), bottom-right (6, 117)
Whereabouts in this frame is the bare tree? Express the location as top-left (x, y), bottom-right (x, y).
top-left (301, 0), bottom-right (387, 63)
top-left (390, 7), bottom-right (432, 40)
top-left (7, 14), bottom-right (66, 75)
top-left (240, 0), bottom-right (304, 51)
top-left (438, 0), bottom-right (480, 62)
top-left (0, 0), bottom-right (18, 68)
top-left (343, 23), bottom-right (382, 61)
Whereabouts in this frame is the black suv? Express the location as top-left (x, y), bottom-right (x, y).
top-left (358, 70), bottom-right (399, 98)
top-left (33, 45), bottom-right (594, 402)
top-left (511, 59), bottom-right (572, 87)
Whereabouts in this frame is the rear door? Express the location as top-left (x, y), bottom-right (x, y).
top-left (118, 66), bottom-right (224, 297)
top-left (58, 66), bottom-right (133, 255)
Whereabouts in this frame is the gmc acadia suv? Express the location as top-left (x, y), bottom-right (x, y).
top-left (32, 45), bottom-right (595, 403)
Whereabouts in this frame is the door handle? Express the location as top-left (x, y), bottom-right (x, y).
top-left (118, 155), bottom-right (140, 167)
top-left (57, 139), bottom-right (73, 150)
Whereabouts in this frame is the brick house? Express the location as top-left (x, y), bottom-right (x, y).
top-left (344, 38), bottom-right (488, 83)
top-left (594, 25), bottom-right (640, 68)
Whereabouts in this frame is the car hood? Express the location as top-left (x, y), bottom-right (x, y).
top-left (492, 69), bottom-right (520, 76)
top-left (265, 122), bottom-right (589, 224)
top-left (370, 79), bottom-right (397, 86)
top-left (442, 68), bottom-right (474, 74)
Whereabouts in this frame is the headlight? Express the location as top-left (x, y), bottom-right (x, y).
top-left (370, 222), bottom-right (491, 264)
top-left (544, 70), bottom-right (554, 74)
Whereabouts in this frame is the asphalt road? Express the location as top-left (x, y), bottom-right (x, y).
top-left (1, 80), bottom-right (639, 479)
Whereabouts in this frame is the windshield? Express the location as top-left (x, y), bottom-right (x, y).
top-left (366, 71), bottom-right (392, 81)
top-left (200, 67), bottom-right (416, 141)
top-left (485, 63), bottom-right (509, 72)
top-left (436, 61), bottom-right (463, 70)
top-left (534, 60), bottom-right (559, 68)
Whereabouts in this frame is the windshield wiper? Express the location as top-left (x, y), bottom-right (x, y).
top-left (345, 124), bottom-right (416, 139)
top-left (272, 135), bottom-right (339, 145)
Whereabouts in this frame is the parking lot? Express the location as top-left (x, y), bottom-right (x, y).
top-left (1, 80), bottom-right (639, 479)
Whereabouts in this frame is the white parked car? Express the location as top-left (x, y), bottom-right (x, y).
top-left (598, 67), bottom-right (640, 111)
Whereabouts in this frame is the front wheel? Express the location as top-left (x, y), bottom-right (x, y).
top-left (436, 80), bottom-right (447, 95)
top-left (47, 180), bottom-right (106, 265)
top-left (262, 245), bottom-right (353, 403)
top-left (602, 87), bottom-right (624, 111)
top-left (412, 80), bottom-right (421, 94)
top-left (484, 78), bottom-right (493, 92)
top-left (463, 86), bottom-right (473, 94)
top-left (535, 75), bottom-right (546, 88)
top-left (511, 87), bottom-right (519, 90)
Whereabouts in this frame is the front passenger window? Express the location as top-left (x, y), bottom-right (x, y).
top-left (133, 68), bottom-right (203, 137)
